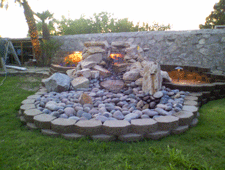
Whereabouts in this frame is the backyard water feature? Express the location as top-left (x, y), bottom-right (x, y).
top-left (16, 41), bottom-right (205, 142)
top-left (16, 29), bottom-right (225, 141)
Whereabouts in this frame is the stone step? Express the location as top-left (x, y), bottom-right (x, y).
top-left (146, 131), bottom-right (170, 140)
top-left (118, 133), bottom-right (143, 142)
top-left (62, 133), bottom-right (85, 140)
top-left (41, 129), bottom-right (60, 137)
top-left (171, 125), bottom-right (189, 135)
top-left (34, 114), bottom-right (57, 129)
top-left (91, 134), bottom-right (117, 142)
top-left (24, 109), bottom-right (42, 123)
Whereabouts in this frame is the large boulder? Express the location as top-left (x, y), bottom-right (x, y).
top-left (42, 73), bottom-right (71, 92)
top-left (142, 61), bottom-right (162, 95)
top-left (80, 53), bottom-right (103, 69)
top-left (123, 69), bottom-right (140, 81)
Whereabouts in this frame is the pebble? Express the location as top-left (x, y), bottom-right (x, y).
top-left (35, 81), bottom-right (188, 121)
top-left (113, 110), bottom-right (124, 120)
top-left (153, 91), bottom-right (164, 98)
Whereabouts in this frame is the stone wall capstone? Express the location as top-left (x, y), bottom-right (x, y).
top-left (53, 29), bottom-right (225, 72)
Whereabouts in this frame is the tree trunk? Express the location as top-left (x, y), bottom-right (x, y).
top-left (22, 0), bottom-right (41, 65)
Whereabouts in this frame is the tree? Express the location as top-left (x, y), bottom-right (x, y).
top-left (112, 18), bottom-right (138, 32)
top-left (200, 0), bottom-right (225, 29)
top-left (55, 12), bottom-right (171, 35)
top-left (0, 0), bottom-right (42, 65)
top-left (35, 10), bottom-right (54, 40)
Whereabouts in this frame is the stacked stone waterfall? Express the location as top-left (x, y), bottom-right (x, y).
top-left (44, 41), bottom-right (170, 96)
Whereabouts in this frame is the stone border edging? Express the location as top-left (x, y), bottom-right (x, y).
top-left (18, 87), bottom-right (204, 142)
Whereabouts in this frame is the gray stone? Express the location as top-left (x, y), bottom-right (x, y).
top-left (64, 107), bottom-right (75, 116)
top-left (71, 77), bottom-right (89, 89)
top-left (113, 110), bottom-right (125, 120)
top-left (142, 61), bottom-right (162, 95)
top-left (155, 108), bottom-right (169, 116)
top-left (124, 113), bottom-right (139, 121)
top-left (82, 112), bottom-right (92, 120)
top-left (142, 109), bottom-right (158, 117)
top-left (153, 91), bottom-right (164, 99)
top-left (45, 101), bottom-right (58, 111)
top-left (76, 68), bottom-right (91, 78)
top-left (123, 69), bottom-right (140, 81)
top-left (42, 73), bottom-right (71, 92)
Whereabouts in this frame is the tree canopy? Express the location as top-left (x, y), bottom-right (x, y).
top-left (200, 0), bottom-right (225, 29)
top-left (38, 12), bottom-right (171, 36)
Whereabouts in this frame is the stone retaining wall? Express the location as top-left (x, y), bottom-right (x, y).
top-left (53, 29), bottom-right (225, 72)
top-left (19, 86), bottom-right (201, 142)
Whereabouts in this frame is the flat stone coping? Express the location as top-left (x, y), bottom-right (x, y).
top-left (172, 111), bottom-right (194, 126)
top-left (24, 109), bottom-right (43, 123)
top-left (103, 120), bottom-right (130, 136)
top-left (18, 87), bottom-right (213, 142)
top-left (154, 116), bottom-right (179, 131)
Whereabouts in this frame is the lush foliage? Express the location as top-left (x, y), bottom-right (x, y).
top-left (40, 39), bottom-right (63, 66)
top-left (0, 75), bottom-right (225, 170)
top-left (42, 12), bottom-right (171, 35)
top-left (200, 0), bottom-right (225, 29)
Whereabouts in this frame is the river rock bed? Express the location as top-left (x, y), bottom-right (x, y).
top-left (34, 78), bottom-right (189, 123)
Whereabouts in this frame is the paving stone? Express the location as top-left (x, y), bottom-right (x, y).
top-left (24, 109), bottom-right (43, 123)
top-left (183, 100), bottom-right (199, 107)
top-left (184, 96), bottom-right (198, 101)
top-left (131, 119), bottom-right (158, 134)
top-left (51, 118), bottom-right (77, 134)
top-left (62, 133), bottom-right (85, 140)
top-left (171, 125), bottom-right (189, 135)
top-left (172, 111), bottom-right (194, 126)
top-left (190, 118), bottom-right (199, 127)
top-left (182, 106), bottom-right (199, 117)
top-left (75, 120), bottom-right (103, 135)
top-left (19, 116), bottom-right (26, 125)
top-left (91, 134), bottom-right (117, 142)
top-left (41, 129), bottom-right (60, 137)
top-left (27, 95), bottom-right (41, 99)
top-left (26, 122), bottom-right (38, 130)
top-left (34, 114), bottom-right (56, 129)
top-left (154, 116), bottom-right (179, 131)
top-left (189, 92), bottom-right (202, 97)
top-left (103, 120), bottom-right (131, 136)
top-left (146, 131), bottom-right (170, 140)
top-left (21, 99), bottom-right (36, 105)
top-left (118, 133), bottom-right (143, 142)
top-left (35, 92), bottom-right (46, 95)
top-left (20, 104), bottom-right (36, 115)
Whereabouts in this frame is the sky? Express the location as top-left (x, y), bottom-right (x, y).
top-left (0, 0), bottom-right (220, 38)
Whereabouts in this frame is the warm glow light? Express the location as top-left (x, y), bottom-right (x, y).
top-left (64, 51), bottom-right (82, 64)
top-left (110, 53), bottom-right (124, 65)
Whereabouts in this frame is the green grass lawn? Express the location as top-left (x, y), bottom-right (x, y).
top-left (0, 76), bottom-right (224, 170)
